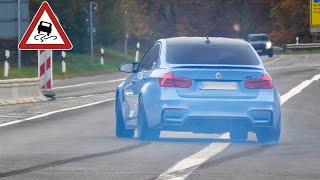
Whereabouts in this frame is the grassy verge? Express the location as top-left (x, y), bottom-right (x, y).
top-left (277, 49), bottom-right (320, 55)
top-left (0, 48), bottom-right (134, 80)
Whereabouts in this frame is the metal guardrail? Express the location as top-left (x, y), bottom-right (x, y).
top-left (273, 46), bottom-right (283, 52)
top-left (286, 43), bottom-right (320, 50)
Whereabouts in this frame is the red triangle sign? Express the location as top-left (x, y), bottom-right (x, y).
top-left (18, 1), bottom-right (73, 50)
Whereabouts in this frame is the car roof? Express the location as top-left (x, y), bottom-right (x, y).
top-left (164, 37), bottom-right (249, 46)
top-left (248, 34), bottom-right (268, 37)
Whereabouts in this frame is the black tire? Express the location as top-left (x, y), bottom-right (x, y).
top-left (268, 50), bottom-right (274, 58)
top-left (115, 96), bottom-right (134, 138)
top-left (256, 119), bottom-right (281, 144)
top-left (137, 97), bottom-right (160, 141)
top-left (230, 126), bottom-right (248, 142)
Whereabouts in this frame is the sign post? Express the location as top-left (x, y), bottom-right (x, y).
top-left (18, 1), bottom-right (73, 98)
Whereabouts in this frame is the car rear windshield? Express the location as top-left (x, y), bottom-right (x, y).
top-left (166, 44), bottom-right (260, 65)
top-left (248, 35), bottom-right (269, 42)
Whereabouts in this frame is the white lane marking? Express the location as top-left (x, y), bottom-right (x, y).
top-left (281, 74), bottom-right (320, 105)
top-left (157, 73), bottom-right (320, 180)
top-left (52, 79), bottom-right (125, 90)
top-left (0, 98), bottom-right (115, 128)
top-left (57, 92), bottom-right (116, 100)
top-left (157, 134), bottom-right (230, 180)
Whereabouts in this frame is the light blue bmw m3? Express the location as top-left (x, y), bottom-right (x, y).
top-left (115, 37), bottom-right (281, 143)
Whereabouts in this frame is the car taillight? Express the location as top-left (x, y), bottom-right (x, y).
top-left (158, 73), bottom-right (192, 88)
top-left (244, 74), bottom-right (274, 89)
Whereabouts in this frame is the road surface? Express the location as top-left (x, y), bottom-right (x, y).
top-left (0, 54), bottom-right (320, 180)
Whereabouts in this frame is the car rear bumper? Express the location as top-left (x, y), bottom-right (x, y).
top-left (162, 100), bottom-right (275, 131)
top-left (143, 89), bottom-right (281, 133)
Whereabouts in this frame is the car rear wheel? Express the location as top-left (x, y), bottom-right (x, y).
top-left (256, 119), bottom-right (281, 144)
top-left (115, 96), bottom-right (134, 138)
top-left (137, 97), bottom-right (160, 141)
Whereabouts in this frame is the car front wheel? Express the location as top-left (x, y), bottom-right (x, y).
top-left (137, 97), bottom-right (160, 141)
top-left (115, 96), bottom-right (134, 138)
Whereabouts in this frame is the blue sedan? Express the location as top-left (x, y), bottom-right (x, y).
top-left (115, 37), bottom-right (281, 143)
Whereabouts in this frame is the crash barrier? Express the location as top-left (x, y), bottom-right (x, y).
top-left (0, 78), bottom-right (48, 105)
top-left (285, 43), bottom-right (320, 51)
top-left (273, 46), bottom-right (283, 52)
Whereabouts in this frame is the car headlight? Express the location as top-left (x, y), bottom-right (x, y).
top-left (266, 42), bottom-right (272, 49)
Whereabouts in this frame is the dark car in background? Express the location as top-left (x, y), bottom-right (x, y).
top-left (248, 34), bottom-right (273, 58)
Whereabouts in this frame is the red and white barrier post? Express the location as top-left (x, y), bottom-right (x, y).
top-left (38, 50), bottom-right (55, 98)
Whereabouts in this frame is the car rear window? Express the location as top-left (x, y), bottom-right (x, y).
top-left (166, 44), bottom-right (260, 65)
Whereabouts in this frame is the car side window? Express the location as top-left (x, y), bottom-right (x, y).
top-left (138, 44), bottom-right (160, 71)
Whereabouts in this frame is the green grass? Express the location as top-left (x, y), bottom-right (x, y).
top-left (0, 48), bottom-right (134, 80)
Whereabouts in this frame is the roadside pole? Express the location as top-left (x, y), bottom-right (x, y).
top-left (90, 2), bottom-right (94, 64)
top-left (85, 2), bottom-right (97, 64)
top-left (135, 42), bottom-right (140, 62)
top-left (61, 51), bottom-right (66, 73)
top-left (100, 48), bottom-right (104, 65)
top-left (4, 50), bottom-right (10, 77)
top-left (124, 11), bottom-right (128, 56)
top-left (17, 0), bottom-right (22, 69)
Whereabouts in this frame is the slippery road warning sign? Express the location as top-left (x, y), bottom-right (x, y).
top-left (18, 1), bottom-right (73, 50)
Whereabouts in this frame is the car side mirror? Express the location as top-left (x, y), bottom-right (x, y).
top-left (119, 63), bottom-right (137, 73)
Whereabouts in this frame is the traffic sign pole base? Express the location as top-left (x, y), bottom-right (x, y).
top-left (42, 90), bottom-right (56, 100)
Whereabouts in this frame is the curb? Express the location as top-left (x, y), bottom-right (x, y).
top-left (0, 78), bottom-right (50, 106)
top-left (0, 97), bottom-right (49, 106)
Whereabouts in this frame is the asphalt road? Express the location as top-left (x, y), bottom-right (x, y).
top-left (1, 54), bottom-right (320, 180)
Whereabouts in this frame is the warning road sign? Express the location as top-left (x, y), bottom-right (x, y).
top-left (18, 1), bottom-right (73, 50)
